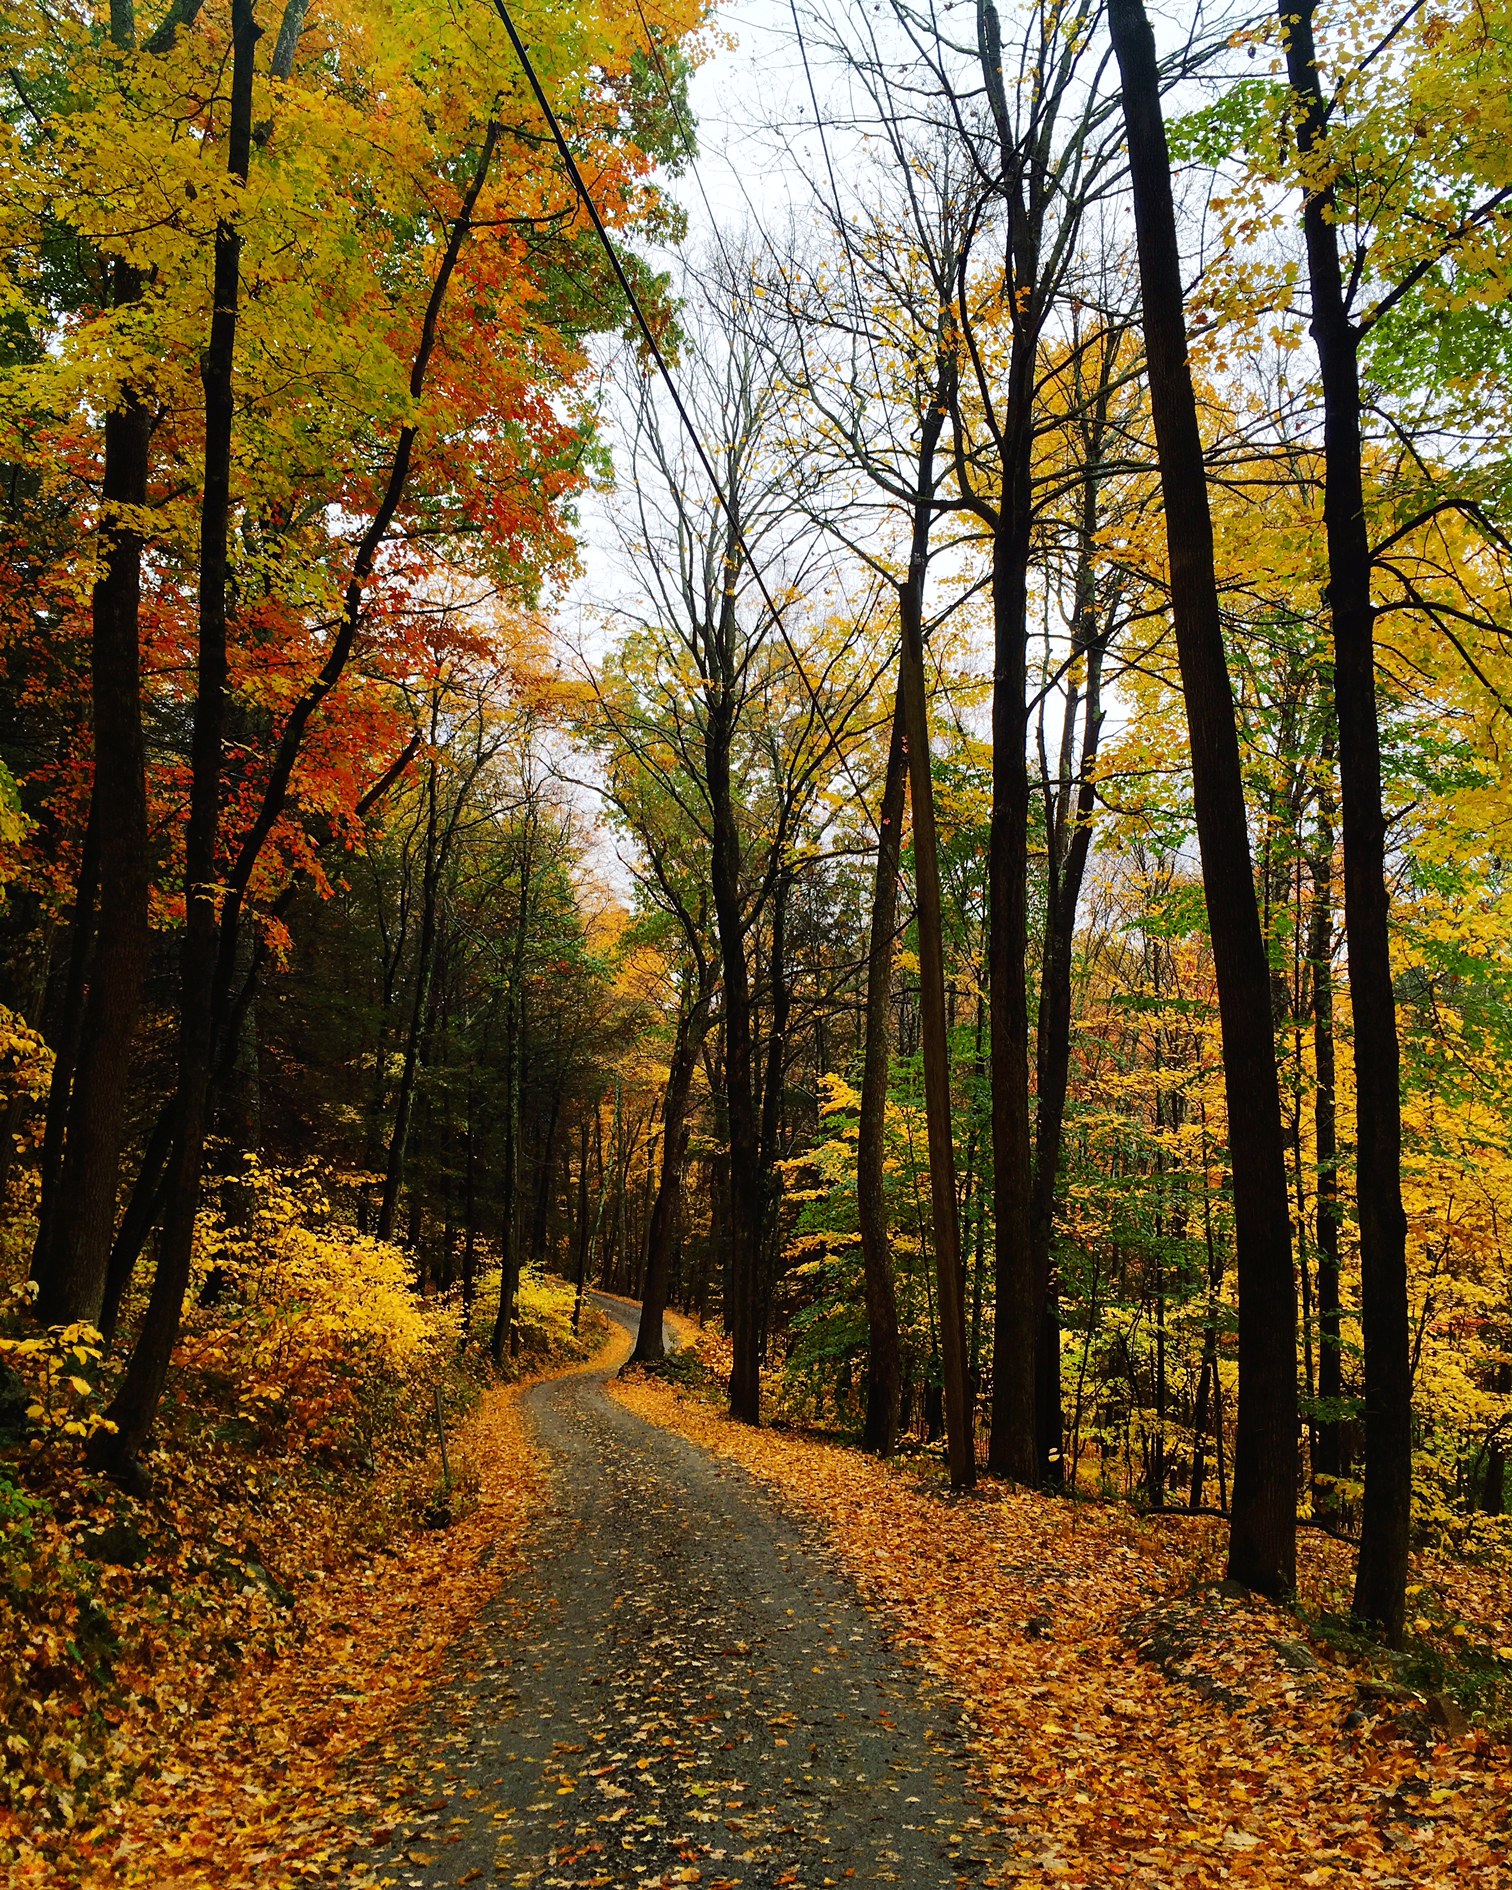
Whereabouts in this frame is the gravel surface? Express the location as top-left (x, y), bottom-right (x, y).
top-left (368, 1296), bottom-right (1000, 1889)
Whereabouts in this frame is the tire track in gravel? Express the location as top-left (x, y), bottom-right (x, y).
top-left (365, 1295), bottom-right (1001, 1889)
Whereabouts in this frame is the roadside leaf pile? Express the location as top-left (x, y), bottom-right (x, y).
top-left (614, 1345), bottom-right (1509, 1889)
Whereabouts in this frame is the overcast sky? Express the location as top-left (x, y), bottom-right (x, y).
top-left (564, 0), bottom-right (881, 654)
top-left (555, 0), bottom-right (1223, 882)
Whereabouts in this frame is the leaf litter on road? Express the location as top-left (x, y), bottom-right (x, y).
top-left (611, 1340), bottom-right (1507, 1890)
top-left (32, 1359), bottom-right (565, 1888)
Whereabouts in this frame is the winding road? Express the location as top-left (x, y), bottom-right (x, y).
top-left (369, 1295), bottom-right (1000, 1889)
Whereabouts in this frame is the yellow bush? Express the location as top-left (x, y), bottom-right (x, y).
top-left (510, 1271), bottom-right (583, 1365)
top-left (0, 1282), bottom-right (113, 1444)
top-left (181, 1158), bottom-right (437, 1454)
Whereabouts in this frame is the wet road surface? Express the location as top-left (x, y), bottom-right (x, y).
top-left (367, 1296), bottom-right (1000, 1889)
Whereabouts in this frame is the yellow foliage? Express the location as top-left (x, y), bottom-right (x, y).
top-left (182, 1158), bottom-right (433, 1451)
top-left (0, 1282), bottom-right (114, 1444)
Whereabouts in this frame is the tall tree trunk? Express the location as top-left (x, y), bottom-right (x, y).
top-left (490, 818), bottom-right (534, 1366)
top-left (28, 0), bottom-right (207, 1326)
top-left (1307, 745), bottom-right (1345, 1521)
top-left (898, 396), bottom-right (975, 1491)
top-left (462, 1079), bottom-right (480, 1329)
top-left (98, 102), bottom-right (496, 1359)
top-left (571, 1111), bottom-right (593, 1331)
top-left (984, 417), bottom-right (1037, 1486)
top-left (1280, 0), bottom-right (1411, 1643)
top-left (1190, 1341), bottom-right (1213, 1512)
top-left (704, 542), bottom-right (763, 1423)
top-left (32, 269), bottom-right (152, 1329)
top-left (379, 765), bottom-right (442, 1241)
top-left (856, 689), bottom-right (907, 1454)
top-left (490, 1014), bottom-right (521, 1364)
top-left (1485, 1445), bottom-right (1506, 1517)
top-left (634, 979), bottom-right (710, 1362)
top-left (32, 806), bottom-right (99, 1295)
top-left (96, 0), bottom-right (261, 1477)
top-left (1031, 594), bottom-right (1106, 1487)
top-left (973, 0), bottom-right (1040, 1490)
top-left (99, 1099), bottom-right (178, 1343)
top-left (531, 1077), bottom-right (563, 1265)
top-left (204, 121), bottom-right (502, 1081)
top-left (756, 868), bottom-right (792, 1356)
top-left (1110, 0), bottom-right (1299, 1598)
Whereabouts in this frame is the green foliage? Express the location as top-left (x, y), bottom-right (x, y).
top-left (0, 1467), bottom-right (46, 1587)
top-left (1166, 79), bottom-right (1288, 167)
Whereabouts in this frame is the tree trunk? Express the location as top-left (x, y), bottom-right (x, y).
top-left (1190, 1342), bottom-right (1213, 1512)
top-left (204, 121), bottom-right (502, 1087)
top-left (98, 90), bottom-right (495, 1417)
top-left (462, 1081), bottom-right (480, 1330)
top-left (571, 1111), bottom-right (593, 1332)
top-left (32, 276), bottom-right (152, 1329)
top-left (898, 400), bottom-right (975, 1491)
top-left (1307, 747), bottom-right (1345, 1521)
top-left (1281, 0), bottom-right (1411, 1644)
top-left (1110, 0), bottom-right (1299, 1598)
top-left (856, 689), bottom-right (908, 1454)
top-left (635, 976), bottom-right (712, 1362)
top-left (971, 0), bottom-right (1042, 1490)
top-left (704, 536), bottom-right (764, 1423)
top-left (1030, 519), bottom-right (1108, 1485)
top-left (491, 1075), bottom-right (520, 1363)
top-left (984, 346), bottom-right (1037, 1487)
top-left (531, 1077), bottom-right (563, 1265)
top-left (490, 818), bottom-right (534, 1366)
top-left (95, 0), bottom-right (260, 1477)
top-left (379, 765), bottom-right (441, 1240)
top-left (29, 0), bottom-right (215, 1329)
top-left (32, 806), bottom-right (99, 1296)
top-left (755, 868), bottom-right (792, 1363)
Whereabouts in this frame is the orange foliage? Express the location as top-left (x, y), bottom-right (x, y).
top-left (613, 1358), bottom-right (1509, 1890)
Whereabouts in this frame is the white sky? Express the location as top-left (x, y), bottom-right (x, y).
top-left (556, 0), bottom-right (863, 888)
top-left (564, 0), bottom-right (821, 645)
top-left (557, 0), bottom-right (1240, 882)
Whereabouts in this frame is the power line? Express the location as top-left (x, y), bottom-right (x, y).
top-left (488, 0), bottom-right (883, 835)
top-left (632, 2), bottom-right (955, 667)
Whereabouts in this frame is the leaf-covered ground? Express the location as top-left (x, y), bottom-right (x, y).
top-left (353, 1291), bottom-right (1002, 1890)
top-left (0, 1237), bottom-right (599, 1849)
top-left (13, 1292), bottom-right (1504, 1887)
top-left (612, 1345), bottom-right (1509, 1889)
top-left (8, 1323), bottom-right (605, 1887)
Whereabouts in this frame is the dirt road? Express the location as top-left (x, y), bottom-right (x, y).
top-left (368, 1297), bottom-right (998, 1888)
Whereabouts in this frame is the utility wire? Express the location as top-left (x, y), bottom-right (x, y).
top-left (631, 0), bottom-right (898, 547)
top-left (489, 0), bottom-right (883, 835)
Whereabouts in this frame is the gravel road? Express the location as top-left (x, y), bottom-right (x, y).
top-left (368, 1295), bottom-right (999, 1889)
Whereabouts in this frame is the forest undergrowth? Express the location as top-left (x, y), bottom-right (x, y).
top-left (1, 1262), bottom-right (607, 1886)
top-left (615, 1325), bottom-right (1509, 1890)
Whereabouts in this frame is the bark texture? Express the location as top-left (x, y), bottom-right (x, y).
top-left (855, 691), bottom-right (907, 1454)
top-left (634, 973), bottom-right (713, 1363)
top-left (1110, 0), bottom-right (1299, 1597)
top-left (898, 395), bottom-right (975, 1491)
top-left (98, 0), bottom-right (261, 1471)
top-left (1281, 0), bottom-right (1411, 1644)
top-left (976, 0), bottom-right (1039, 1486)
top-left (32, 283), bottom-right (151, 1327)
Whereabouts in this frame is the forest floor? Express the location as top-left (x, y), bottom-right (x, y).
top-left (5, 1302), bottom-right (603, 1887)
top-left (15, 1298), bottom-right (1506, 1887)
top-left (611, 1331), bottom-right (1510, 1890)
